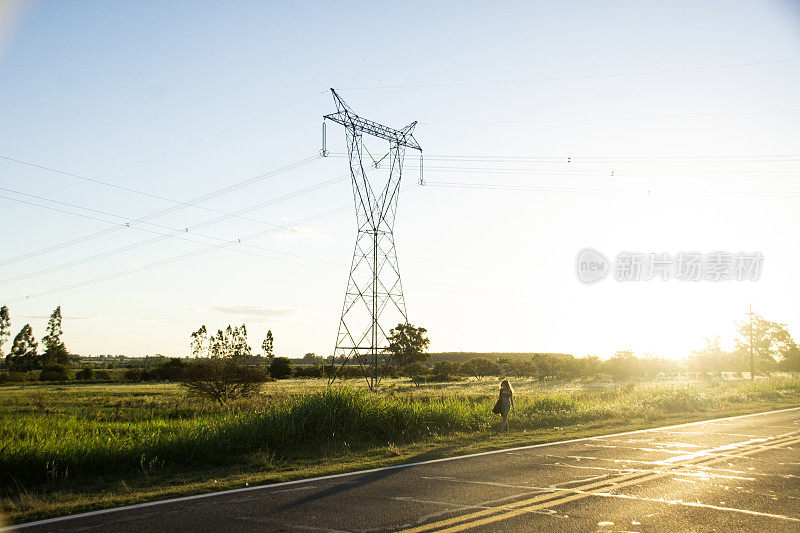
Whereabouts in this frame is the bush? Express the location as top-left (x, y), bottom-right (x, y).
top-left (269, 357), bottom-right (293, 379)
top-left (124, 368), bottom-right (144, 382)
top-left (151, 358), bottom-right (187, 381)
top-left (334, 365), bottom-right (367, 380)
top-left (39, 364), bottom-right (73, 382)
top-left (430, 361), bottom-right (461, 382)
top-left (181, 358), bottom-right (268, 404)
top-left (76, 367), bottom-right (94, 381)
top-left (0, 371), bottom-right (31, 385)
top-left (293, 365), bottom-right (323, 378)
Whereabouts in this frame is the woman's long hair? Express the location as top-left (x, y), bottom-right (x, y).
top-left (500, 379), bottom-right (514, 394)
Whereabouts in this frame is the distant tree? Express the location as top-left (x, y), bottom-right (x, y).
top-left (39, 363), bottom-right (72, 381)
top-left (459, 358), bottom-right (497, 380)
top-left (269, 356), bottom-right (293, 379)
top-left (576, 355), bottom-right (602, 378)
top-left (532, 354), bottom-right (564, 379)
top-left (431, 360), bottom-right (460, 379)
top-left (0, 305), bottom-right (10, 358)
top-left (401, 362), bottom-right (429, 386)
top-left (151, 357), bottom-right (188, 381)
top-left (7, 324), bottom-right (38, 370)
top-left (210, 329), bottom-right (225, 358)
top-left (735, 314), bottom-right (796, 375)
top-left (301, 352), bottom-right (324, 364)
top-left (190, 325), bottom-right (208, 358)
top-left (688, 337), bottom-right (730, 374)
top-left (41, 306), bottom-right (70, 365)
top-left (261, 330), bottom-right (274, 360)
top-left (76, 366), bottom-right (95, 381)
top-left (780, 344), bottom-right (800, 371)
top-left (230, 324), bottom-right (251, 357)
top-left (387, 323), bottom-right (430, 367)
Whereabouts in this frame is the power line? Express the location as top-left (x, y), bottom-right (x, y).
top-left (0, 90), bottom-right (329, 262)
top-left (344, 57), bottom-right (800, 90)
top-left (3, 206), bottom-right (352, 303)
top-left (421, 108), bottom-right (800, 126)
top-left (3, 184), bottom-right (420, 304)
top-left (423, 181), bottom-right (800, 197)
top-left (326, 151), bottom-right (800, 163)
top-left (0, 184), bottom-right (347, 286)
top-left (420, 166), bottom-right (800, 178)
top-left (0, 153), bottom-right (321, 224)
top-left (0, 171), bottom-right (350, 282)
top-left (0, 155), bottom-right (323, 267)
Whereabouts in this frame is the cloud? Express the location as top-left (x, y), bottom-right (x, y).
top-left (19, 314), bottom-right (92, 321)
top-left (211, 305), bottom-right (303, 320)
top-left (273, 226), bottom-right (330, 241)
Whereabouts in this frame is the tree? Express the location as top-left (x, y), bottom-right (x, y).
top-left (230, 324), bottom-right (251, 357)
top-left (0, 305), bottom-right (10, 357)
top-left (269, 356), bottom-right (293, 379)
top-left (261, 330), bottom-right (274, 360)
top-left (41, 306), bottom-right (70, 365)
top-left (387, 323), bottom-right (430, 367)
top-left (404, 362), bottom-right (431, 386)
top-left (210, 329), bottom-right (226, 358)
top-left (301, 352), bottom-right (324, 364)
top-left (688, 337), bottom-right (731, 374)
top-left (431, 361), bottom-right (458, 381)
top-left (459, 358), bottom-right (497, 380)
top-left (190, 325), bottom-right (208, 358)
top-left (604, 350), bottom-right (644, 381)
top-left (7, 324), bottom-right (38, 370)
top-left (780, 344), bottom-right (800, 371)
top-left (181, 323), bottom-right (267, 403)
top-left (735, 314), bottom-right (796, 375)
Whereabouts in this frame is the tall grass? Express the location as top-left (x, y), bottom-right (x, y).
top-left (0, 388), bottom-right (489, 487)
top-left (1, 377), bottom-right (798, 490)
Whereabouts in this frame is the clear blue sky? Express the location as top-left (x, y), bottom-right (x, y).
top-left (1, 1), bottom-right (799, 358)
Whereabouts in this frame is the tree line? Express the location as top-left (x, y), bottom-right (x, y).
top-left (0, 306), bottom-right (70, 371)
top-left (2, 311), bottom-right (797, 395)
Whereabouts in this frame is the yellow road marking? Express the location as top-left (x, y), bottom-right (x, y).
top-left (397, 468), bottom-right (655, 533)
top-left (399, 431), bottom-right (800, 532)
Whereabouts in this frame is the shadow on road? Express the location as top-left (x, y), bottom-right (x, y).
top-left (273, 445), bottom-right (464, 513)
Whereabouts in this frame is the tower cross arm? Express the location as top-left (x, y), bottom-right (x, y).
top-left (324, 112), bottom-right (421, 151)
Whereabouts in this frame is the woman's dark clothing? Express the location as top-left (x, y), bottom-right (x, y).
top-left (499, 389), bottom-right (512, 415)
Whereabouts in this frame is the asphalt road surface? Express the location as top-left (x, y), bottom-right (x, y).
top-left (10, 407), bottom-right (800, 532)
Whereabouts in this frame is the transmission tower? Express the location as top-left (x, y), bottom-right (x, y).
top-left (323, 88), bottom-right (422, 390)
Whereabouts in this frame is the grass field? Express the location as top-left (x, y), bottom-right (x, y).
top-left (1, 375), bottom-right (799, 524)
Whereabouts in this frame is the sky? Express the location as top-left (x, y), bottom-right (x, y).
top-left (1, 1), bottom-right (799, 359)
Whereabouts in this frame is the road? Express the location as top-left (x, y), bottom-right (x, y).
top-left (10, 407), bottom-right (800, 532)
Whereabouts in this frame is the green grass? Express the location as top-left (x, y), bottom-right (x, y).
top-left (1, 376), bottom-right (799, 524)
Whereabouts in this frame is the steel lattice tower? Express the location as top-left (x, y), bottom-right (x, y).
top-left (323, 89), bottom-right (422, 390)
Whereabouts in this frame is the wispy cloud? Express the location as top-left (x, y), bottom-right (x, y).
top-left (18, 315), bottom-right (164, 323)
top-left (211, 305), bottom-right (303, 320)
top-left (19, 314), bottom-right (93, 321)
top-left (273, 226), bottom-right (330, 241)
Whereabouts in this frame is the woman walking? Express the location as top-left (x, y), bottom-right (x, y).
top-left (498, 380), bottom-right (515, 432)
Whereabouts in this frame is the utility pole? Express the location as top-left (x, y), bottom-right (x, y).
top-left (322, 89), bottom-right (422, 391)
top-left (748, 304), bottom-right (755, 381)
